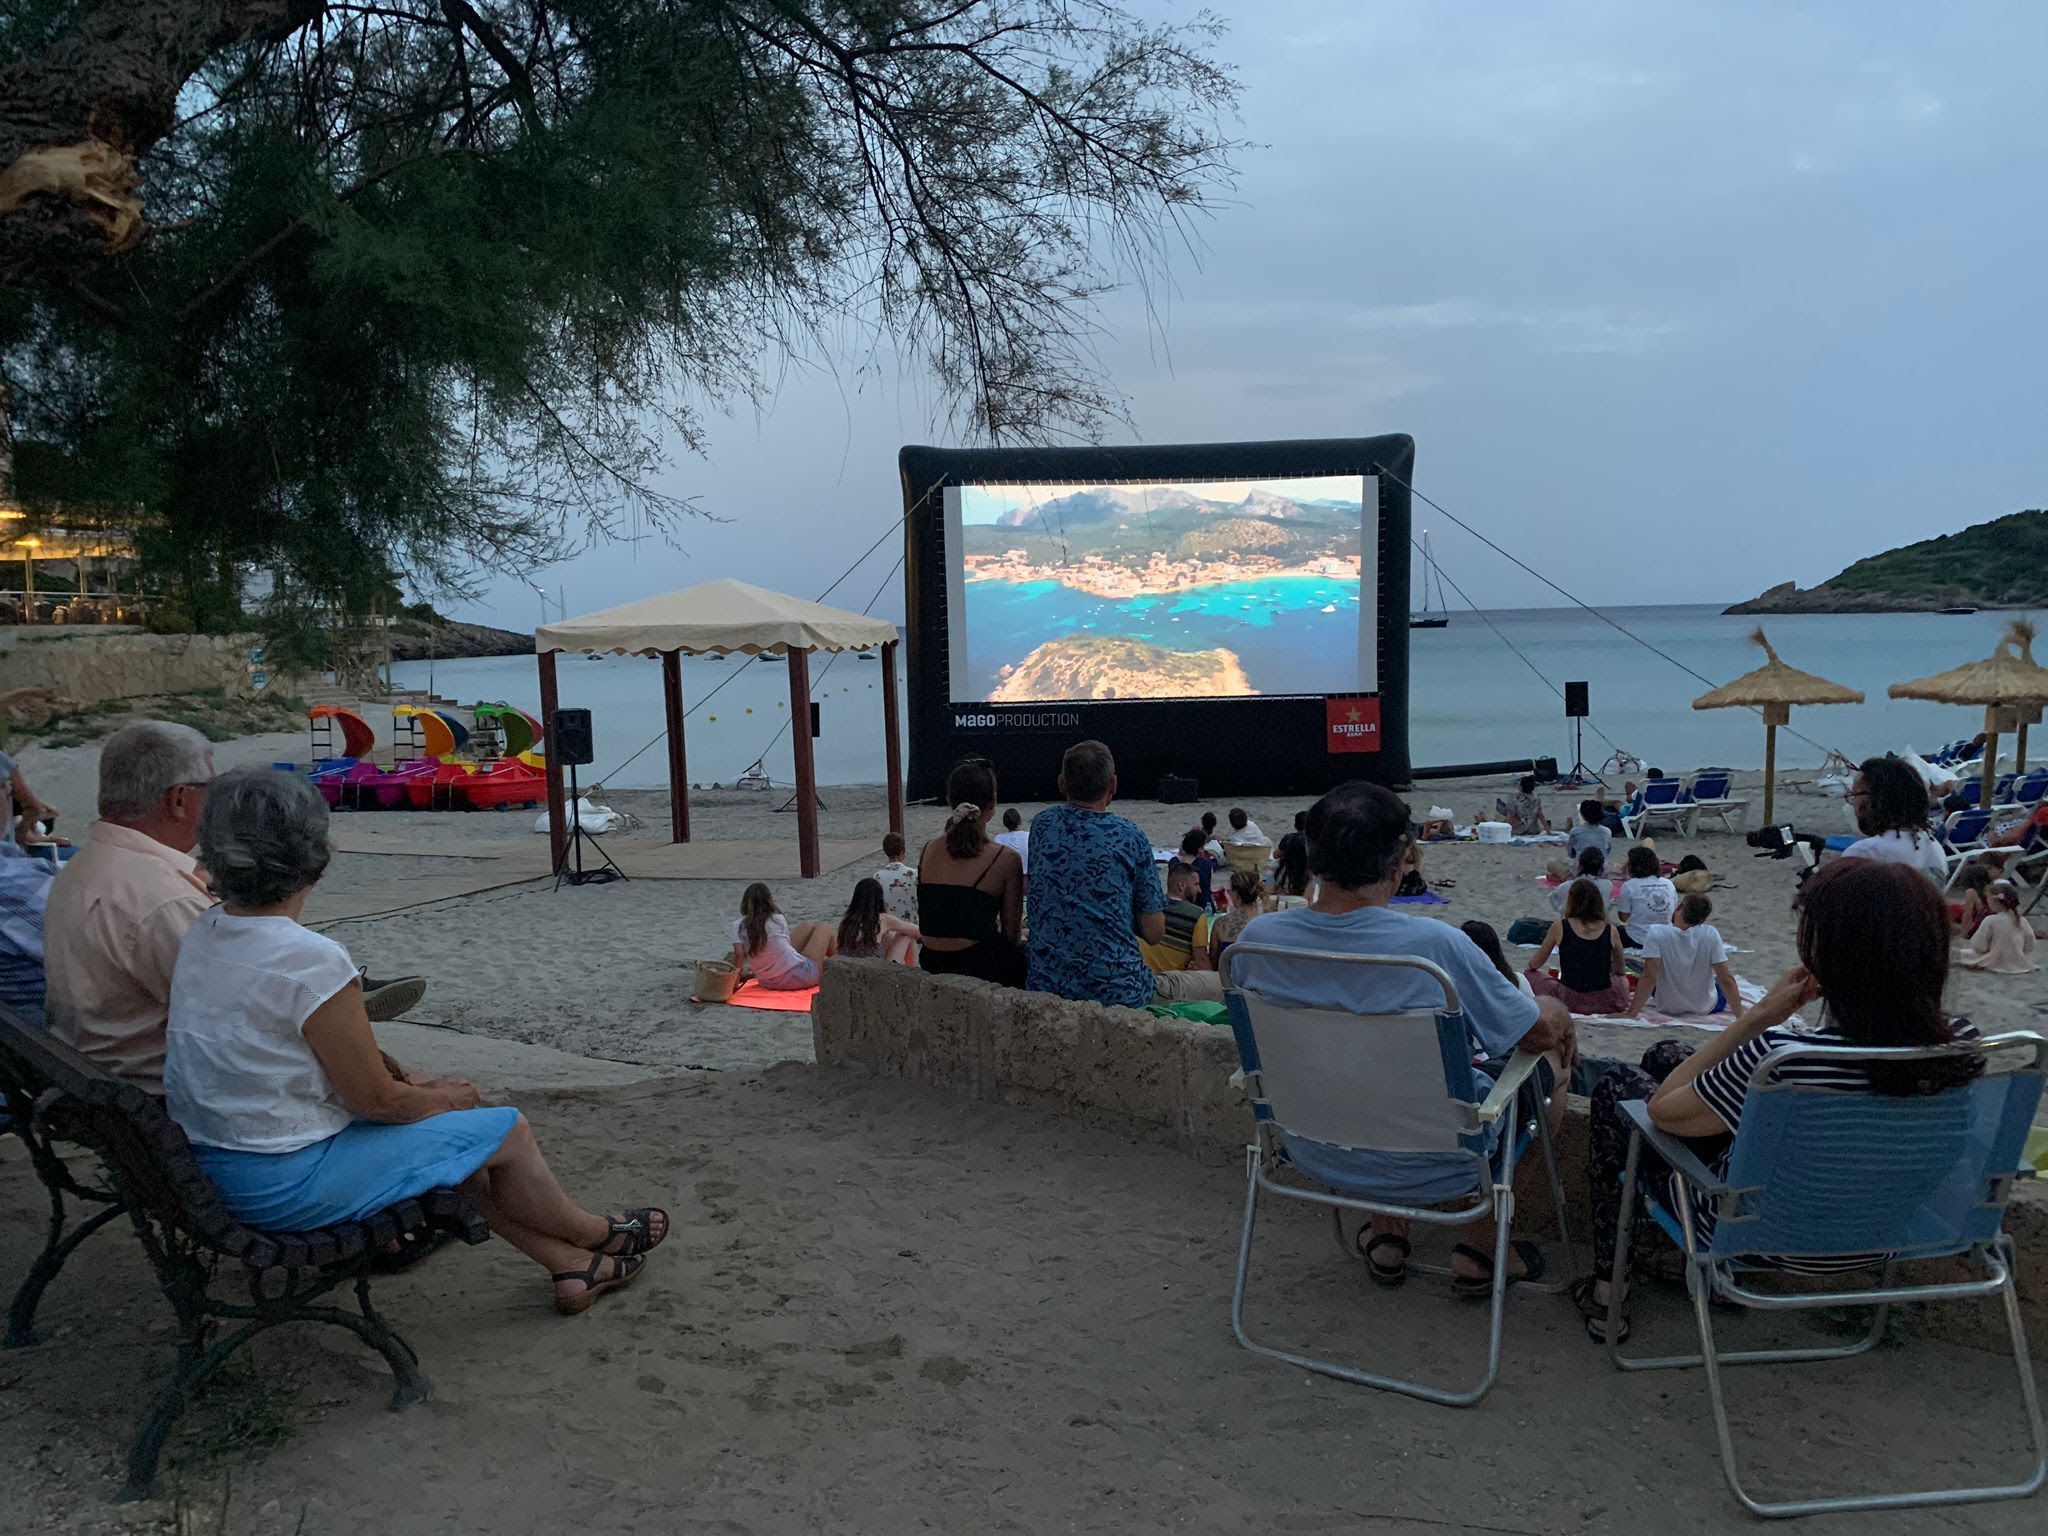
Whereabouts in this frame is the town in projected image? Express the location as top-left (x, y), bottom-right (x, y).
top-left (952, 475), bottom-right (1371, 703)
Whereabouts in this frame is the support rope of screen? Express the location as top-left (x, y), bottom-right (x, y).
top-left (1419, 538), bottom-right (1627, 762)
top-left (584, 483), bottom-right (939, 787)
top-left (1376, 463), bottom-right (1851, 765)
top-left (745, 552), bottom-right (906, 772)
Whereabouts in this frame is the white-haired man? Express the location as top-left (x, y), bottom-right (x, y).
top-left (46, 722), bottom-right (425, 1090)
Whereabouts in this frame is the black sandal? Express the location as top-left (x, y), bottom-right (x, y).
top-left (1450, 1240), bottom-right (1546, 1298)
top-left (1357, 1229), bottom-right (1411, 1287)
top-left (552, 1251), bottom-right (644, 1316)
top-left (598, 1208), bottom-right (670, 1258)
top-left (1569, 1274), bottom-right (1631, 1343)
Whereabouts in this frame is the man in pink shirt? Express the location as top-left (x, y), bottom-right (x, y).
top-left (45, 722), bottom-right (426, 1091)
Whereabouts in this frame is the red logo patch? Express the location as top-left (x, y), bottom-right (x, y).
top-left (1325, 696), bottom-right (1381, 755)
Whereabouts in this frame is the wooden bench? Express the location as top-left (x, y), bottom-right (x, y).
top-left (0, 1003), bottom-right (490, 1500)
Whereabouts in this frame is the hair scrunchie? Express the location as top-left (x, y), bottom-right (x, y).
top-left (947, 802), bottom-right (981, 826)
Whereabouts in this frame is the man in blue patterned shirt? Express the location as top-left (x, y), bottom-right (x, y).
top-left (1026, 740), bottom-right (1166, 1008)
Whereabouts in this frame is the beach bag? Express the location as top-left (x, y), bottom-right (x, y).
top-left (1506, 918), bottom-right (1550, 947)
top-left (693, 959), bottom-right (740, 1003)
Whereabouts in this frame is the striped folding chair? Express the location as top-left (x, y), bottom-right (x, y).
top-left (1603, 1034), bottom-right (2048, 1518)
top-left (1222, 945), bottom-right (1573, 1407)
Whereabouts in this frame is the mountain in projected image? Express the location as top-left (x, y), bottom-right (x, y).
top-left (957, 477), bottom-right (1367, 703)
top-left (963, 484), bottom-right (1360, 602)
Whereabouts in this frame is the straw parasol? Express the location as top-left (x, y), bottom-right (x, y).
top-left (1692, 628), bottom-right (1863, 823)
top-left (1888, 618), bottom-right (2048, 806)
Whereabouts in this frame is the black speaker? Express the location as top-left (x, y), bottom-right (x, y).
top-left (551, 707), bottom-right (594, 767)
top-left (1158, 773), bottom-right (1199, 804)
top-left (1564, 681), bottom-right (1590, 719)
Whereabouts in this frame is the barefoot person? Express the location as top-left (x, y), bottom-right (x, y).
top-left (732, 881), bottom-right (835, 989)
top-left (164, 768), bottom-right (666, 1315)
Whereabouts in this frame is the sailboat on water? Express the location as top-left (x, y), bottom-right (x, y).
top-left (1410, 532), bottom-right (1450, 630)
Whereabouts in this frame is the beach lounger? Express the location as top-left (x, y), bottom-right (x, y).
top-left (1622, 779), bottom-right (1697, 840)
top-left (1600, 1033), bottom-right (2047, 1518)
top-left (1221, 945), bottom-right (1574, 1407)
top-left (1680, 771), bottom-right (1750, 835)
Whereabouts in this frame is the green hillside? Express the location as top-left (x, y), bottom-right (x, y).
top-left (1727, 509), bottom-right (2048, 613)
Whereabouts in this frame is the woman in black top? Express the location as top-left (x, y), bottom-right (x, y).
top-left (1525, 878), bottom-right (1630, 1014)
top-left (917, 760), bottom-right (1026, 987)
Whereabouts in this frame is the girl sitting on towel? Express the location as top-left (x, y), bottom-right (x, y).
top-left (1959, 882), bottom-right (2038, 974)
top-left (732, 882), bottom-right (836, 990)
top-left (1525, 878), bottom-right (1632, 1014)
top-left (836, 877), bottom-right (922, 965)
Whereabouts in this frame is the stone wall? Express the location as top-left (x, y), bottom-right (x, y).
top-left (0, 630), bottom-right (287, 703)
top-left (813, 957), bottom-right (2048, 1353)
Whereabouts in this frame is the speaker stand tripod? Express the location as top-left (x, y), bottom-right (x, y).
top-left (555, 763), bottom-right (626, 888)
top-left (1559, 716), bottom-right (1599, 788)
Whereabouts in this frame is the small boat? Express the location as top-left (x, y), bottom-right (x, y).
top-left (1320, 603), bottom-right (1337, 614)
top-left (855, 650), bottom-right (878, 661)
top-left (1941, 605), bottom-right (1979, 616)
top-left (1410, 532), bottom-right (1451, 629)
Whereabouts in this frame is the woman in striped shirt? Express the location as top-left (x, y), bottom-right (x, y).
top-left (1573, 858), bottom-right (1980, 1343)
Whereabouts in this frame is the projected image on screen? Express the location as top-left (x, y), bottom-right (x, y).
top-left (951, 476), bottom-right (1371, 703)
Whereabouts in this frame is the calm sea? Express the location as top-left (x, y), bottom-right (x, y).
top-left (390, 605), bottom-right (2039, 788)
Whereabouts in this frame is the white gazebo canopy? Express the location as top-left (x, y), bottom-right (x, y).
top-left (536, 577), bottom-right (898, 657)
top-left (533, 577), bottom-right (904, 878)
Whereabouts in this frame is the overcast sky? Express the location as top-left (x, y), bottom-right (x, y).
top-left (446, 0), bottom-right (2048, 631)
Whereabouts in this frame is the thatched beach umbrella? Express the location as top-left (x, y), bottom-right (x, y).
top-left (1693, 628), bottom-right (1863, 823)
top-left (1889, 619), bottom-right (2048, 807)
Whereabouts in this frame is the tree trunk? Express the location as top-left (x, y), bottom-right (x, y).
top-left (0, 0), bottom-right (323, 288)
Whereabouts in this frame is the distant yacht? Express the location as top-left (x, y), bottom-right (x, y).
top-left (1941, 605), bottom-right (1979, 616)
top-left (1411, 532), bottom-right (1450, 630)
top-left (1320, 603), bottom-right (1337, 614)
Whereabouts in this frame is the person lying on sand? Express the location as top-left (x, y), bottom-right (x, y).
top-left (164, 768), bottom-right (667, 1316)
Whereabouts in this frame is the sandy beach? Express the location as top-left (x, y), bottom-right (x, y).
top-left (4, 726), bottom-right (2046, 1532)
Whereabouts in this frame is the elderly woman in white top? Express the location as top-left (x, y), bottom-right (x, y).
top-left (164, 768), bottom-right (668, 1315)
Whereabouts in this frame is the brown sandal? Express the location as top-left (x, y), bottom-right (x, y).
top-left (1569, 1274), bottom-right (1630, 1343)
top-left (552, 1251), bottom-right (644, 1316)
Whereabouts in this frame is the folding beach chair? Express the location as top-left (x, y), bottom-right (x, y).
top-left (1222, 944), bottom-right (1574, 1407)
top-left (1622, 778), bottom-right (1696, 839)
top-left (1680, 771), bottom-right (1751, 835)
top-left (1601, 1034), bottom-right (2048, 1518)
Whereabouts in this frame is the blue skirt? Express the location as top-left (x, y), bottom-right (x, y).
top-left (191, 1108), bottom-right (520, 1231)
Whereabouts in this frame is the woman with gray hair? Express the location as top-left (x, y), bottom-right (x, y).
top-left (164, 767), bottom-right (667, 1315)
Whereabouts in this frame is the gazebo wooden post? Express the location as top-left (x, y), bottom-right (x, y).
top-left (787, 646), bottom-right (820, 878)
top-left (1982, 708), bottom-right (2003, 809)
top-left (881, 639), bottom-right (904, 839)
top-left (661, 649), bottom-right (689, 844)
top-left (1761, 703), bottom-right (1788, 826)
top-left (537, 648), bottom-right (568, 873)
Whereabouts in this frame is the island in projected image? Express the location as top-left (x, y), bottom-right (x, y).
top-left (957, 477), bottom-right (1366, 703)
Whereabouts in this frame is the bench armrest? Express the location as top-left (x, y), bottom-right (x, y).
top-left (1619, 1098), bottom-right (1728, 1194)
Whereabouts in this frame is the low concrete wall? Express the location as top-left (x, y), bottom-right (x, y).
top-left (814, 958), bottom-right (2048, 1353)
top-left (0, 630), bottom-right (285, 703)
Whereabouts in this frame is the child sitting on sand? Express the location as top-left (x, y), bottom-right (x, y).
top-left (1615, 844), bottom-right (1677, 949)
top-left (1959, 882), bottom-right (2038, 974)
top-left (1566, 799), bottom-right (1611, 864)
top-left (1950, 863), bottom-right (1996, 938)
top-left (1462, 919), bottom-right (1537, 1000)
top-left (731, 881), bottom-right (836, 990)
top-left (836, 877), bottom-right (922, 965)
top-left (1548, 847), bottom-right (1609, 917)
top-left (1207, 868), bottom-right (1265, 968)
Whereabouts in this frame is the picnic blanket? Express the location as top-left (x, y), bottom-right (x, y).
top-left (1567, 975), bottom-right (1796, 1033)
top-left (716, 980), bottom-right (820, 1012)
top-left (1390, 891), bottom-right (1451, 906)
